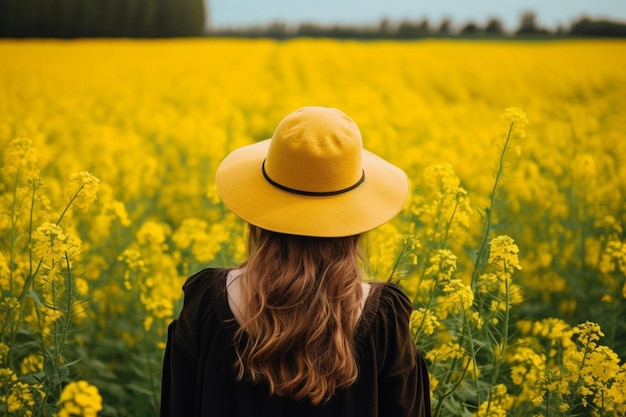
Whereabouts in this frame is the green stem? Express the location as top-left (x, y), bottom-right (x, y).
top-left (141, 321), bottom-right (159, 414)
top-left (413, 257), bottom-right (446, 339)
top-left (58, 251), bottom-right (74, 360)
top-left (10, 183), bottom-right (44, 354)
top-left (55, 184), bottom-right (85, 226)
top-left (485, 267), bottom-right (511, 415)
top-left (567, 337), bottom-right (591, 412)
top-left (0, 170), bottom-right (24, 334)
top-left (460, 302), bottom-right (480, 403)
top-left (8, 166), bottom-right (22, 297)
top-left (387, 236), bottom-right (412, 283)
top-left (36, 260), bottom-right (61, 416)
top-left (9, 183), bottom-right (44, 344)
top-left (28, 180), bottom-right (37, 285)
top-left (34, 253), bottom-right (76, 416)
top-left (471, 123), bottom-right (514, 290)
top-left (439, 195), bottom-right (460, 250)
top-left (433, 355), bottom-right (472, 417)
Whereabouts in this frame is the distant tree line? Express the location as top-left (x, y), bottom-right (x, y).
top-left (211, 13), bottom-right (626, 40)
top-left (0, 0), bottom-right (206, 38)
top-left (1, 3), bottom-right (626, 39)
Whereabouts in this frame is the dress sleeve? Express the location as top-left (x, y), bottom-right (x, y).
top-left (160, 270), bottom-right (212, 417)
top-left (376, 284), bottom-right (432, 417)
top-left (160, 320), bottom-right (198, 417)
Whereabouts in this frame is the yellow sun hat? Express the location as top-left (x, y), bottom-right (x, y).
top-left (216, 106), bottom-right (409, 237)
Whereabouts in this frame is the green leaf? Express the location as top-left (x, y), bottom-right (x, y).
top-left (43, 356), bottom-right (56, 380)
top-left (126, 383), bottom-right (155, 397)
top-left (28, 289), bottom-right (45, 306)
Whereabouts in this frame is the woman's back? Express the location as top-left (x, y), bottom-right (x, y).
top-left (161, 268), bottom-right (431, 417)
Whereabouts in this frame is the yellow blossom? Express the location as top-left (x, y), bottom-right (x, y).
top-left (32, 222), bottom-right (80, 263)
top-left (8, 381), bottom-right (37, 412)
top-left (437, 278), bottom-right (474, 317)
top-left (75, 277), bottom-right (89, 295)
top-left (110, 200), bottom-right (131, 227)
top-left (599, 240), bottom-right (626, 275)
top-left (488, 235), bottom-right (522, 272)
top-left (136, 220), bottom-right (170, 248)
top-left (21, 353), bottom-right (44, 375)
top-left (424, 249), bottom-right (458, 281)
top-left (0, 343), bottom-right (8, 362)
top-left (572, 321), bottom-right (604, 350)
top-left (68, 171), bottom-right (100, 211)
top-left (500, 107), bottom-right (529, 139)
top-left (0, 367), bottom-right (18, 388)
top-left (426, 342), bottom-right (465, 363)
top-left (1, 137), bottom-right (40, 181)
top-left (572, 153), bottom-right (597, 187)
top-left (410, 308), bottom-right (439, 338)
top-left (57, 380), bottom-right (103, 417)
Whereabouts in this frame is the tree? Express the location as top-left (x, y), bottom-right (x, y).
top-left (378, 18), bottom-right (392, 38)
top-left (460, 21), bottom-right (482, 36)
top-left (0, 0), bottom-right (206, 37)
top-left (397, 19), bottom-right (431, 39)
top-left (515, 11), bottom-right (550, 36)
top-left (296, 23), bottom-right (323, 38)
top-left (485, 17), bottom-right (505, 36)
top-left (437, 18), bottom-right (452, 37)
top-left (266, 21), bottom-right (289, 39)
top-left (570, 17), bottom-right (626, 37)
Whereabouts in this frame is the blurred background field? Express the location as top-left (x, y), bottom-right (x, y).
top-left (1, 34), bottom-right (626, 417)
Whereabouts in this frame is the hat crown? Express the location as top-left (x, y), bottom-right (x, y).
top-left (264, 107), bottom-right (364, 194)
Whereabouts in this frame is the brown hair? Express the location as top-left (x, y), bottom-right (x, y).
top-left (233, 225), bottom-right (364, 404)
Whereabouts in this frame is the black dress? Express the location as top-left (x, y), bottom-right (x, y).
top-left (161, 268), bottom-right (431, 417)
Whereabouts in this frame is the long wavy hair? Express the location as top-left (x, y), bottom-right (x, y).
top-left (232, 224), bottom-right (364, 404)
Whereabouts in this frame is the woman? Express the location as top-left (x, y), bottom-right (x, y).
top-left (161, 106), bottom-right (431, 416)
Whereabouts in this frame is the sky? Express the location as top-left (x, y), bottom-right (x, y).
top-left (208, 0), bottom-right (626, 31)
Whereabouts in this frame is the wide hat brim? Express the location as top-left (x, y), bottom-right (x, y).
top-left (216, 139), bottom-right (409, 237)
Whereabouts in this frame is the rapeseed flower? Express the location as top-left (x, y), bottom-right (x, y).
top-left (508, 344), bottom-right (547, 403)
top-left (0, 343), bottom-right (8, 362)
top-left (68, 171), bottom-right (100, 212)
top-left (1, 137), bottom-right (40, 181)
top-left (57, 380), bottom-right (103, 417)
top-left (475, 384), bottom-right (513, 416)
top-left (500, 107), bottom-right (529, 139)
top-left (424, 249), bottom-right (457, 281)
top-left (32, 222), bottom-right (76, 261)
top-left (488, 235), bottom-right (522, 272)
top-left (117, 249), bottom-right (147, 288)
top-left (20, 353), bottom-right (43, 375)
top-left (7, 381), bottom-right (37, 414)
top-left (0, 367), bottom-right (17, 386)
top-left (426, 342), bottom-right (465, 363)
top-left (599, 240), bottom-right (626, 275)
top-left (439, 279), bottom-right (474, 315)
top-left (136, 220), bottom-right (170, 249)
top-left (410, 308), bottom-right (440, 338)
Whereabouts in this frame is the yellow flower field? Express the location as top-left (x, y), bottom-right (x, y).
top-left (1, 39), bottom-right (625, 416)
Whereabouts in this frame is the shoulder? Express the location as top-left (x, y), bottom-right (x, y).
top-left (180, 268), bottom-right (230, 307)
top-left (376, 282), bottom-right (413, 320)
top-left (171, 268), bottom-right (231, 353)
top-left (367, 282), bottom-right (416, 377)
top-left (359, 282), bottom-right (413, 335)
top-left (182, 267), bottom-right (228, 293)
